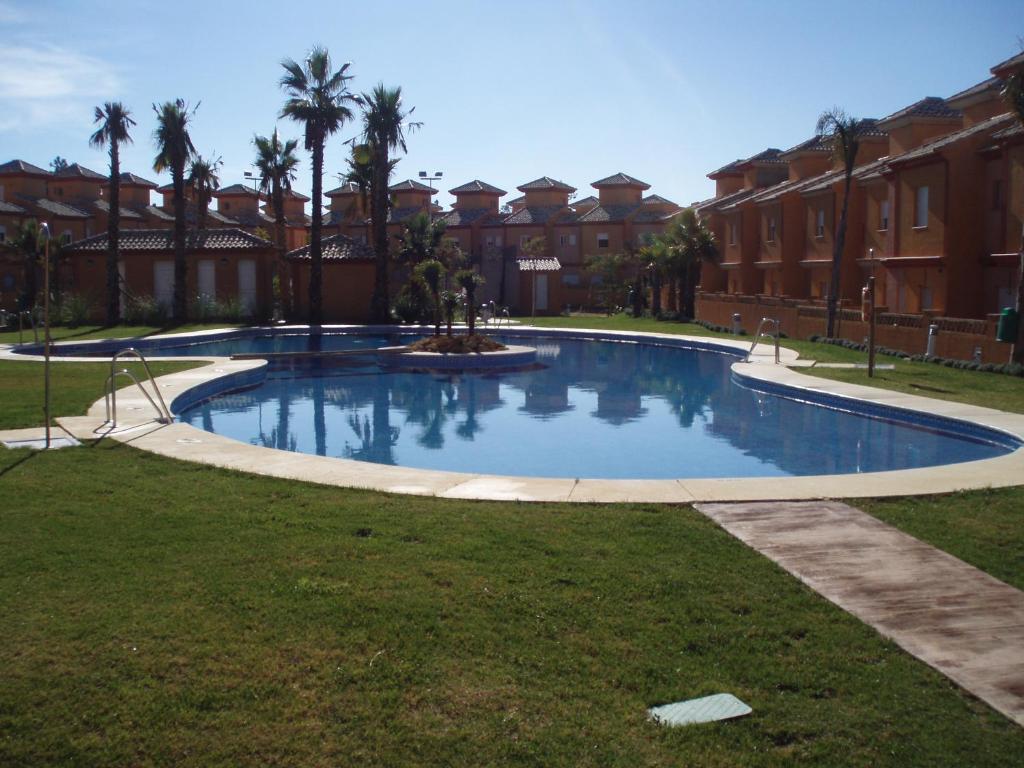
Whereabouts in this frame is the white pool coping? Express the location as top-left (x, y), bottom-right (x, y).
top-left (5, 324), bottom-right (1024, 503)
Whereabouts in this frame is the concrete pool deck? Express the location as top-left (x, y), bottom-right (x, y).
top-left (3, 324), bottom-right (1024, 502)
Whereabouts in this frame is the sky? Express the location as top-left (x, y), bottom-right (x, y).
top-left (1, 0), bottom-right (1020, 211)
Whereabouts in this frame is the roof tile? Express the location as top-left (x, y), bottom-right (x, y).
top-left (516, 176), bottom-right (576, 193)
top-left (286, 234), bottom-right (374, 262)
top-left (591, 172), bottom-right (650, 189)
top-left (68, 228), bottom-right (272, 252)
top-left (448, 179), bottom-right (506, 195)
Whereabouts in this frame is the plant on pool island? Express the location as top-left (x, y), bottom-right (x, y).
top-left (89, 101), bottom-right (136, 326)
top-left (815, 108), bottom-right (869, 338)
top-left (152, 98), bottom-right (198, 323)
top-left (280, 46), bottom-right (358, 326)
top-left (440, 289), bottom-right (459, 337)
top-left (358, 84), bottom-right (421, 323)
top-left (416, 259), bottom-right (444, 336)
top-left (454, 268), bottom-right (484, 335)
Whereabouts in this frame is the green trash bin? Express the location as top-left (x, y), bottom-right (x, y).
top-left (997, 307), bottom-right (1019, 343)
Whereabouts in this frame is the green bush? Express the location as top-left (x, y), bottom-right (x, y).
top-left (124, 295), bottom-right (168, 326)
top-left (57, 293), bottom-right (93, 328)
top-left (393, 278), bottom-right (432, 324)
top-left (189, 294), bottom-right (218, 322)
top-left (217, 296), bottom-right (246, 323)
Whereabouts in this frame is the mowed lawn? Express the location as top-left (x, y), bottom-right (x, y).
top-left (2, 443), bottom-right (1023, 767)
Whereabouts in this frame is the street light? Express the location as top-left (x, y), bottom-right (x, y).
top-left (39, 222), bottom-right (52, 448)
top-left (243, 170), bottom-right (260, 195)
top-left (418, 170), bottom-right (443, 209)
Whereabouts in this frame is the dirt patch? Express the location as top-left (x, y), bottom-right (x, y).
top-left (407, 335), bottom-right (507, 354)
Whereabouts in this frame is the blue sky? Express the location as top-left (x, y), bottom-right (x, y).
top-left (1, 0), bottom-right (1019, 210)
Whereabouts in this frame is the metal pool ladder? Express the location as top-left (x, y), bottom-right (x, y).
top-left (746, 317), bottom-right (780, 363)
top-left (104, 348), bottom-right (173, 427)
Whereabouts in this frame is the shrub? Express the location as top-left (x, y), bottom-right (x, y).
top-left (189, 294), bottom-right (218, 322)
top-left (57, 292), bottom-right (93, 328)
top-left (393, 278), bottom-right (432, 324)
top-left (217, 296), bottom-right (246, 323)
top-left (124, 295), bottom-right (168, 326)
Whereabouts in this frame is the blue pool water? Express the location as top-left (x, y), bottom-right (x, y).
top-left (169, 332), bottom-right (1017, 479)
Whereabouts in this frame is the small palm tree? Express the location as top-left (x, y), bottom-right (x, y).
top-left (454, 269), bottom-right (485, 335)
top-left (254, 129), bottom-right (300, 316)
top-left (152, 99), bottom-right (198, 322)
top-left (359, 84), bottom-right (422, 322)
top-left (400, 211), bottom-right (446, 265)
top-left (816, 108), bottom-right (865, 338)
top-left (440, 290), bottom-right (460, 337)
top-left (187, 153), bottom-right (222, 231)
top-left (280, 47), bottom-right (358, 325)
top-left (640, 234), bottom-right (669, 317)
top-left (415, 259), bottom-right (444, 336)
top-left (89, 101), bottom-right (135, 325)
top-left (666, 209), bottom-right (719, 320)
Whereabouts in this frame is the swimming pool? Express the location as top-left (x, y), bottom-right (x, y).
top-left (150, 330), bottom-right (1020, 480)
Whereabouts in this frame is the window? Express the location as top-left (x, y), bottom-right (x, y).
top-left (519, 235), bottom-right (531, 248)
top-left (61, 230), bottom-right (73, 245)
top-left (561, 273), bottom-right (581, 286)
top-left (0, 184), bottom-right (5, 202)
top-left (993, 180), bottom-right (1003, 212)
top-left (921, 286), bottom-right (933, 311)
top-left (729, 221), bottom-right (737, 246)
top-left (0, 225), bottom-right (5, 243)
top-left (559, 233), bottom-right (576, 247)
top-left (767, 216), bottom-right (776, 243)
top-left (914, 186), bottom-right (929, 228)
top-left (879, 200), bottom-right (889, 231)
top-left (815, 209), bottom-right (825, 238)
top-left (485, 234), bottom-right (502, 248)
top-left (597, 233), bottom-right (609, 248)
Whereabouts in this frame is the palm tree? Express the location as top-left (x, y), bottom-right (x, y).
top-left (359, 84), bottom-right (422, 322)
top-left (341, 152), bottom-right (396, 219)
top-left (640, 234), bottom-right (668, 317)
top-left (152, 99), bottom-right (197, 322)
top-left (1002, 68), bottom-right (1024, 362)
top-left (89, 101), bottom-right (135, 325)
top-left (254, 129), bottom-right (300, 317)
top-left (280, 47), bottom-right (357, 325)
top-left (10, 220), bottom-right (43, 311)
top-left (816, 108), bottom-right (866, 338)
top-left (666, 208), bottom-right (719, 320)
top-left (415, 259), bottom-right (443, 336)
top-left (454, 268), bottom-right (484, 335)
top-left (187, 153), bottom-right (222, 231)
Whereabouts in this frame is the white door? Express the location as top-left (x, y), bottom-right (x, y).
top-left (536, 274), bottom-right (549, 311)
top-left (198, 260), bottom-right (216, 301)
top-left (238, 259), bottom-right (256, 315)
top-left (154, 261), bottom-right (174, 311)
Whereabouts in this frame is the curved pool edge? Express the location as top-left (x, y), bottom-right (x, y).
top-left (9, 325), bottom-right (1022, 503)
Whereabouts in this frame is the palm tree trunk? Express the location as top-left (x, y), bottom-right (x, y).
top-left (309, 136), bottom-right (324, 325)
top-left (273, 179), bottom-right (288, 318)
top-left (651, 269), bottom-right (662, 317)
top-left (682, 262), bottom-right (700, 319)
top-left (668, 276), bottom-right (678, 313)
top-left (370, 145), bottom-right (390, 323)
top-left (827, 172), bottom-right (853, 338)
top-left (172, 162), bottom-right (187, 322)
top-left (106, 142), bottom-right (121, 325)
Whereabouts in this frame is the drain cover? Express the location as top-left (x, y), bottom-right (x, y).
top-left (649, 693), bottom-right (751, 726)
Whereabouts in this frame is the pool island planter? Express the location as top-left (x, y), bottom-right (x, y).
top-left (381, 344), bottom-right (537, 370)
top-left (5, 324), bottom-right (1023, 503)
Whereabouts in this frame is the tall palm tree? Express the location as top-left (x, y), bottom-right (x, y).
top-left (1003, 68), bottom-right (1024, 362)
top-left (89, 101), bottom-right (135, 325)
top-left (187, 153), bottom-right (222, 231)
top-left (280, 47), bottom-right (357, 325)
top-left (359, 84), bottom-right (422, 322)
top-left (816, 108), bottom-right (865, 338)
top-left (152, 99), bottom-right (197, 322)
top-left (254, 129), bottom-right (300, 317)
top-left (666, 208), bottom-right (719, 320)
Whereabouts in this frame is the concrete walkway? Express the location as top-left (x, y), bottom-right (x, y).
top-left (695, 501), bottom-right (1024, 726)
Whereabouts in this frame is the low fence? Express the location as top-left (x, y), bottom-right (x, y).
top-left (695, 292), bottom-right (1009, 364)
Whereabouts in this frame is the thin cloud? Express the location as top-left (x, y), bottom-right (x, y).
top-left (0, 45), bottom-right (121, 132)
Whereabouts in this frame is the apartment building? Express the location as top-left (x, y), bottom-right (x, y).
top-left (696, 51), bottom-right (1024, 321)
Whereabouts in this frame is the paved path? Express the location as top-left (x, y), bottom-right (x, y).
top-left (695, 501), bottom-right (1024, 727)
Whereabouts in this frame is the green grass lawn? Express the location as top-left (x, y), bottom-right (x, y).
top-left (0, 322), bottom-right (241, 346)
top-left (2, 442), bottom-right (1022, 767)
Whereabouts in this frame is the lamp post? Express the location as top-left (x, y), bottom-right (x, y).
top-left (243, 170), bottom-right (260, 194)
top-left (418, 170), bottom-right (443, 210)
top-left (40, 222), bottom-right (52, 448)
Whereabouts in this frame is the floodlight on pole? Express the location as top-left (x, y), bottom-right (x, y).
top-left (418, 170), bottom-right (443, 208)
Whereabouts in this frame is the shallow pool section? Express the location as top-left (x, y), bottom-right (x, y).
top-left (176, 334), bottom-right (1017, 480)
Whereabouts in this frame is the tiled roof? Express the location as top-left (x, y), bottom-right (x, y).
top-left (991, 50), bottom-right (1024, 76)
top-left (890, 111), bottom-right (1016, 166)
top-left (708, 148), bottom-right (784, 179)
top-left (286, 234), bottom-right (374, 262)
top-left (516, 176), bottom-right (576, 193)
top-left (20, 196), bottom-right (91, 218)
top-left (140, 205), bottom-right (174, 221)
top-left (389, 179), bottom-right (435, 193)
top-left (572, 195), bottom-right (599, 209)
top-left (68, 228), bottom-right (272, 252)
top-left (642, 194), bottom-right (677, 207)
top-left (516, 257), bottom-right (561, 272)
top-left (0, 159), bottom-right (51, 177)
top-left (708, 158), bottom-right (745, 177)
top-left (92, 199), bottom-right (144, 219)
top-left (591, 172), bottom-right (650, 189)
top-left (503, 205), bottom-right (575, 225)
top-left (853, 118), bottom-right (887, 138)
top-left (119, 172), bottom-right (158, 187)
top-left (449, 179), bottom-right (506, 195)
top-left (947, 76), bottom-right (1002, 107)
top-left (0, 200), bottom-right (27, 214)
top-left (716, 187), bottom-right (768, 212)
top-left (993, 122), bottom-right (1024, 140)
top-left (215, 183), bottom-right (261, 197)
top-left (156, 182), bottom-right (174, 193)
top-left (632, 208), bottom-right (669, 223)
top-left (227, 209), bottom-right (274, 227)
top-left (283, 189), bottom-right (310, 201)
top-left (578, 203), bottom-right (641, 223)
top-left (326, 182), bottom-right (361, 196)
top-left (878, 97), bottom-right (962, 128)
top-left (780, 135), bottom-right (831, 157)
top-left (439, 207), bottom-right (496, 227)
top-left (54, 163), bottom-right (105, 180)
